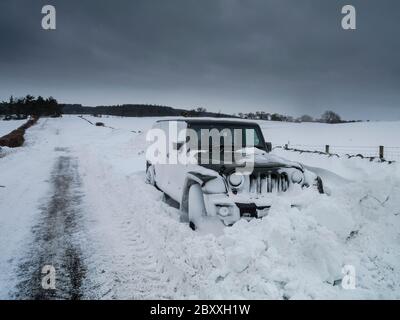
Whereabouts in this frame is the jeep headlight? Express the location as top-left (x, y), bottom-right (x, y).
top-left (228, 173), bottom-right (244, 188)
top-left (291, 170), bottom-right (303, 184)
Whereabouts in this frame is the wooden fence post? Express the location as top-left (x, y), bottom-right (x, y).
top-left (379, 146), bottom-right (384, 159)
top-left (325, 145), bottom-right (330, 154)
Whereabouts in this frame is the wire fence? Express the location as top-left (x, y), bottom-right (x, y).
top-left (384, 147), bottom-right (400, 161)
top-left (277, 144), bottom-right (400, 163)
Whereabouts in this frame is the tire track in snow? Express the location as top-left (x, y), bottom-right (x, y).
top-left (14, 154), bottom-right (87, 299)
top-left (77, 149), bottom-right (175, 299)
top-left (82, 180), bottom-right (172, 299)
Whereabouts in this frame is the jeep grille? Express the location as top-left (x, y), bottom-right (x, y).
top-left (249, 172), bottom-right (289, 193)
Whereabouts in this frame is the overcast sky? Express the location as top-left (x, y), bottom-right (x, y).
top-left (0, 0), bottom-right (399, 120)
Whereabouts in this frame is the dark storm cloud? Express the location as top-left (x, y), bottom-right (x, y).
top-left (0, 0), bottom-right (399, 119)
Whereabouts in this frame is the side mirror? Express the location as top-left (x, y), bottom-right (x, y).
top-left (265, 142), bottom-right (272, 152)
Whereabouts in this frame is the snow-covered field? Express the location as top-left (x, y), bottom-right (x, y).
top-left (0, 119), bottom-right (27, 137)
top-left (0, 115), bottom-right (399, 299)
top-left (257, 120), bottom-right (400, 147)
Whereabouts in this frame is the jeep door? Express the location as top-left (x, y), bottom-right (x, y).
top-left (152, 121), bottom-right (170, 191)
top-left (165, 121), bottom-right (190, 202)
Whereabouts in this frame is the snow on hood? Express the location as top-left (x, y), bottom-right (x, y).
top-left (235, 147), bottom-right (304, 170)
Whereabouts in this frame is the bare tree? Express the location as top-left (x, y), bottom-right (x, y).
top-left (321, 110), bottom-right (342, 124)
top-left (196, 107), bottom-right (207, 113)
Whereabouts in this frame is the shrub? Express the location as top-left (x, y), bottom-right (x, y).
top-left (0, 117), bottom-right (38, 148)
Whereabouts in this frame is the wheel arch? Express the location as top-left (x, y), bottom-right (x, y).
top-left (180, 171), bottom-right (217, 213)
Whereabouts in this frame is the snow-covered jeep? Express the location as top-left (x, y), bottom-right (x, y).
top-left (146, 119), bottom-right (324, 231)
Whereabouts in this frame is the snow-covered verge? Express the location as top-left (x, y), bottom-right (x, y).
top-left (0, 115), bottom-right (399, 299)
top-left (0, 146), bottom-right (14, 158)
top-left (0, 119), bottom-right (28, 137)
top-left (0, 118), bottom-right (60, 296)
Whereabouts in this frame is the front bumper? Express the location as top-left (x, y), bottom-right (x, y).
top-left (235, 202), bottom-right (270, 219)
top-left (203, 192), bottom-right (302, 225)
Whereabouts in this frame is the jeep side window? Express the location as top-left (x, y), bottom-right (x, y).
top-left (246, 128), bottom-right (263, 149)
top-left (254, 134), bottom-right (261, 146)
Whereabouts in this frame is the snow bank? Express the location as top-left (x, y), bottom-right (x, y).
top-left (0, 119), bottom-right (28, 137)
top-left (0, 146), bottom-right (15, 158)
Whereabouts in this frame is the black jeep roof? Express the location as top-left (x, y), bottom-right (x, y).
top-left (156, 118), bottom-right (260, 126)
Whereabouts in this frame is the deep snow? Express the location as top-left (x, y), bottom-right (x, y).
top-left (0, 115), bottom-right (399, 299)
top-left (0, 119), bottom-right (27, 137)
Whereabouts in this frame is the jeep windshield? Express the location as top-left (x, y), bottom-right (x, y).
top-left (187, 123), bottom-right (266, 153)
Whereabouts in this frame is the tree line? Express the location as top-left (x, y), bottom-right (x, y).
top-left (0, 95), bottom-right (62, 118)
top-left (237, 110), bottom-right (357, 124)
top-left (0, 94), bottom-right (355, 124)
top-left (62, 104), bottom-right (348, 123)
top-left (61, 104), bottom-right (236, 118)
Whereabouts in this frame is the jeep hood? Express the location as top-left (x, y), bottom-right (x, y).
top-left (198, 147), bottom-right (304, 173)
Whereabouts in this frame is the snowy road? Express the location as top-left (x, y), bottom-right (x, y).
top-left (0, 117), bottom-right (189, 299)
top-left (15, 154), bottom-right (86, 299)
top-left (0, 116), bottom-right (399, 299)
